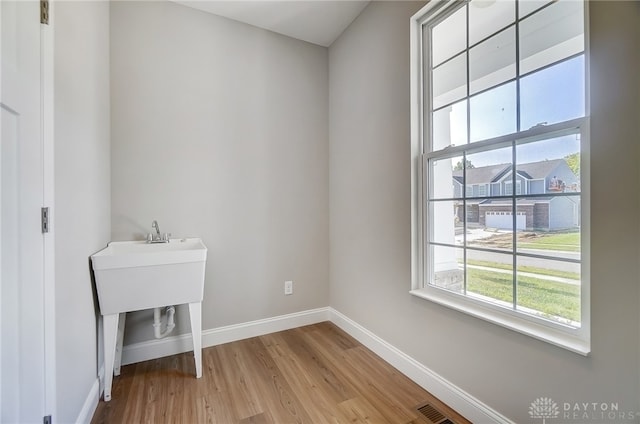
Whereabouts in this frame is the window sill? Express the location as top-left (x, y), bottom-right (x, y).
top-left (410, 287), bottom-right (590, 356)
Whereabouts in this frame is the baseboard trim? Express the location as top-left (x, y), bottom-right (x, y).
top-left (328, 308), bottom-right (514, 424)
top-left (75, 375), bottom-right (101, 424)
top-left (121, 307), bottom-right (330, 365)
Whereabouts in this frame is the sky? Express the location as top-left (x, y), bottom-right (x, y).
top-left (442, 54), bottom-right (584, 168)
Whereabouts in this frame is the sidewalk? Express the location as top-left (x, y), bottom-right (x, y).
top-left (467, 264), bottom-right (580, 286)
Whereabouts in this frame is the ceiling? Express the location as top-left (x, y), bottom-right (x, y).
top-left (173, 1), bottom-right (370, 47)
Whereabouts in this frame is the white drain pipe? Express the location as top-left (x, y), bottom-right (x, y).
top-left (153, 305), bottom-right (176, 339)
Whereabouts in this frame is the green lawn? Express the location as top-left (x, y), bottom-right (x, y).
top-left (518, 232), bottom-right (580, 252)
top-left (466, 268), bottom-right (580, 322)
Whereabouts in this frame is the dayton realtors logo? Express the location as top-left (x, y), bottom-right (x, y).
top-left (529, 397), bottom-right (639, 422)
top-left (529, 397), bottom-right (560, 423)
top-left (563, 402), bottom-right (638, 421)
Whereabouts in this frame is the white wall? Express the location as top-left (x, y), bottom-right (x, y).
top-left (329, 1), bottom-right (639, 422)
top-left (110, 1), bottom-right (329, 345)
top-left (54, 1), bottom-right (111, 422)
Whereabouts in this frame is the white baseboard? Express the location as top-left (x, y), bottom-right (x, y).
top-left (328, 308), bottom-right (514, 424)
top-left (75, 375), bottom-right (101, 424)
top-left (121, 307), bottom-right (330, 365)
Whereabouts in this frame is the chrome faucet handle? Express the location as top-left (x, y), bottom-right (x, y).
top-left (151, 220), bottom-right (161, 236)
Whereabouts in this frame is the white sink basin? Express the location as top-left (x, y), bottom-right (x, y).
top-left (92, 237), bottom-right (208, 401)
top-left (91, 238), bottom-right (207, 315)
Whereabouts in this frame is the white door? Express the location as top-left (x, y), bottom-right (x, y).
top-left (485, 211), bottom-right (526, 230)
top-left (1, 1), bottom-right (48, 422)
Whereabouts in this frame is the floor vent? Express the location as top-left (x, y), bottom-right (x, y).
top-left (416, 403), bottom-right (454, 424)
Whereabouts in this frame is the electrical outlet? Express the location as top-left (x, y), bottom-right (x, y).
top-left (284, 280), bottom-right (293, 295)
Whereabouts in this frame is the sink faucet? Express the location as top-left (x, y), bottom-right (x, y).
top-left (152, 220), bottom-right (161, 238)
top-left (147, 220), bottom-right (170, 243)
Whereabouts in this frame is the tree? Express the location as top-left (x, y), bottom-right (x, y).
top-left (564, 152), bottom-right (580, 177)
top-left (454, 159), bottom-right (474, 171)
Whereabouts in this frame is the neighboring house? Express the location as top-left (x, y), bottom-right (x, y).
top-left (452, 159), bottom-right (580, 231)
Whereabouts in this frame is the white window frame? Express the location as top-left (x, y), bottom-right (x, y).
top-left (410, 0), bottom-right (590, 355)
top-left (466, 184), bottom-right (473, 197)
top-left (504, 179), bottom-right (522, 195)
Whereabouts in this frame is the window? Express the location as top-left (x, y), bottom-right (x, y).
top-left (504, 180), bottom-right (522, 195)
top-left (410, 0), bottom-right (589, 354)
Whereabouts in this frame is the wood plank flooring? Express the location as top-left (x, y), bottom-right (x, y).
top-left (91, 322), bottom-right (470, 424)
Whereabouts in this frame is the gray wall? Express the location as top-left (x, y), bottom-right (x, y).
top-left (110, 1), bottom-right (329, 345)
top-left (329, 1), bottom-right (639, 422)
top-left (54, 1), bottom-right (111, 422)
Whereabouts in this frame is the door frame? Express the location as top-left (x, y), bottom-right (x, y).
top-left (42, 0), bottom-right (57, 419)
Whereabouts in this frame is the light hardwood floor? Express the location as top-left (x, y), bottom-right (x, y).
top-left (91, 322), bottom-right (470, 424)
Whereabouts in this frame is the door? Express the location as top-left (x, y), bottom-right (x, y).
top-left (485, 211), bottom-right (526, 230)
top-left (1, 1), bottom-right (48, 422)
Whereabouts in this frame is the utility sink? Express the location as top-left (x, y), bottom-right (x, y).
top-left (91, 237), bottom-right (207, 401)
top-left (92, 237), bottom-right (207, 315)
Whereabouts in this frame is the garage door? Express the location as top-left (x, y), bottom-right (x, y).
top-left (485, 211), bottom-right (526, 230)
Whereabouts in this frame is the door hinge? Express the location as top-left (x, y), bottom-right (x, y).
top-left (40, 0), bottom-right (49, 25)
top-left (43, 415), bottom-right (52, 424)
top-left (41, 207), bottom-right (49, 233)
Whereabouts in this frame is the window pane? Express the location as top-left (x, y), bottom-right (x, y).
top-left (469, 27), bottom-right (516, 94)
top-left (469, 0), bottom-right (515, 46)
top-left (516, 197), bottom-right (580, 254)
top-left (520, 55), bottom-right (585, 130)
top-left (518, 0), bottom-right (552, 19)
top-left (470, 82), bottom-right (517, 142)
top-left (465, 146), bottom-right (513, 186)
top-left (478, 212), bottom-right (516, 249)
top-left (503, 182), bottom-right (514, 195)
top-left (433, 53), bottom-right (467, 109)
top-left (519, 0), bottom-right (584, 75)
top-left (476, 204), bottom-right (516, 247)
top-left (430, 200), bottom-right (459, 245)
top-left (432, 5), bottom-right (467, 67)
top-left (430, 156), bottom-right (462, 199)
top-left (431, 245), bottom-right (464, 294)
top-left (516, 258), bottom-right (580, 326)
top-left (433, 100), bottom-right (467, 150)
top-left (461, 147), bottom-right (514, 251)
top-left (516, 133), bottom-right (581, 194)
top-left (467, 249), bottom-right (513, 306)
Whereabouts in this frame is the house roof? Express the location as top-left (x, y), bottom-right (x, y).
top-left (453, 163), bottom-right (510, 185)
top-left (453, 159), bottom-right (566, 184)
top-left (516, 159), bottom-right (566, 181)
